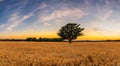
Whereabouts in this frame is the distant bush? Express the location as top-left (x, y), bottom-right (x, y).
top-left (38, 38), bottom-right (64, 42)
top-left (26, 37), bottom-right (63, 42)
top-left (26, 37), bottom-right (37, 41)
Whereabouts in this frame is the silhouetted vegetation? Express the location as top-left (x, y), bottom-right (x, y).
top-left (58, 23), bottom-right (84, 44)
top-left (25, 37), bottom-right (63, 42)
top-left (0, 39), bottom-right (25, 41)
top-left (0, 38), bottom-right (120, 42)
top-left (37, 38), bottom-right (64, 42)
top-left (26, 37), bottom-right (37, 41)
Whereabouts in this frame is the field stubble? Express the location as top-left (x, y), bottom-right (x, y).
top-left (0, 42), bottom-right (119, 66)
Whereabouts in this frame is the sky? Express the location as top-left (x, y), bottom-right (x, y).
top-left (0, 0), bottom-right (120, 40)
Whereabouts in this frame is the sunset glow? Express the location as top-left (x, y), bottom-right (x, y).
top-left (0, 0), bottom-right (120, 40)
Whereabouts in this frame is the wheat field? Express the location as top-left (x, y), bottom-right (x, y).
top-left (0, 42), bottom-right (119, 66)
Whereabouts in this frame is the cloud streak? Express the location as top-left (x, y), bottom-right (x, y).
top-left (7, 12), bottom-right (33, 31)
top-left (39, 2), bottom-right (47, 9)
top-left (0, 0), bottom-right (4, 2)
top-left (4, 0), bottom-right (46, 31)
top-left (38, 8), bottom-right (86, 23)
top-left (102, 10), bottom-right (112, 20)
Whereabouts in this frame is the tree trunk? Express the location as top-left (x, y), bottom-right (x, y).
top-left (69, 39), bottom-right (72, 44)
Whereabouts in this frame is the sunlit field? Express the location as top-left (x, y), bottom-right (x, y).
top-left (0, 42), bottom-right (119, 66)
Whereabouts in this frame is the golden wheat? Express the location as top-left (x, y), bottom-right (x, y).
top-left (0, 42), bottom-right (119, 66)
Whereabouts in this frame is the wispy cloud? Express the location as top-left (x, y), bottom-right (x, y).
top-left (0, 0), bottom-right (4, 2)
top-left (8, 12), bottom-right (20, 23)
top-left (0, 24), bottom-right (5, 29)
top-left (40, 2), bottom-right (47, 9)
top-left (83, 27), bottom-right (113, 36)
top-left (43, 22), bottom-right (51, 26)
top-left (96, 0), bottom-right (113, 21)
top-left (105, 0), bottom-right (110, 8)
top-left (102, 10), bottom-right (112, 20)
top-left (84, 0), bottom-right (90, 9)
top-left (6, 12), bottom-right (33, 31)
top-left (4, 1), bottom-right (47, 31)
top-left (38, 8), bottom-right (86, 23)
top-left (4, 0), bottom-right (30, 31)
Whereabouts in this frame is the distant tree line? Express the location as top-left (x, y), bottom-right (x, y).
top-left (0, 39), bottom-right (25, 41)
top-left (0, 38), bottom-right (120, 42)
top-left (26, 37), bottom-right (64, 42)
top-left (75, 40), bottom-right (120, 42)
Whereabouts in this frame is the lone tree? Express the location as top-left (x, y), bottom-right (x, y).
top-left (58, 23), bottom-right (84, 44)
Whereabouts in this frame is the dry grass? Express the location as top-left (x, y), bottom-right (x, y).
top-left (0, 42), bottom-right (119, 66)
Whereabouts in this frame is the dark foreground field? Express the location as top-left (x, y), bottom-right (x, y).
top-left (0, 42), bottom-right (119, 66)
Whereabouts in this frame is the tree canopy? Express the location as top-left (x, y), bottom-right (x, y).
top-left (58, 23), bottom-right (84, 44)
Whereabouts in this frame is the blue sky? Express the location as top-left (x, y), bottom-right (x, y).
top-left (0, 0), bottom-right (120, 39)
